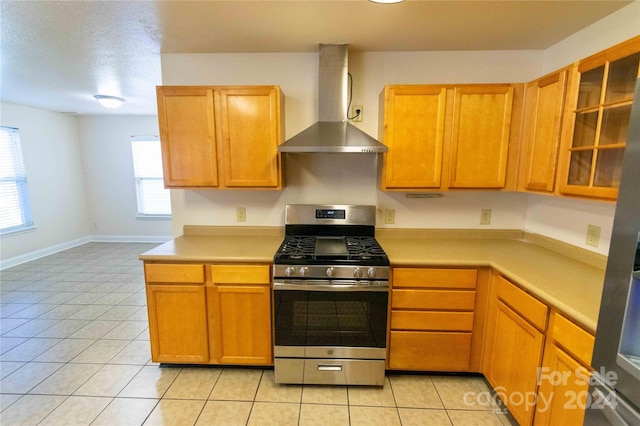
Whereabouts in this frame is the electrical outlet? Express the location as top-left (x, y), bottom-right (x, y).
top-left (351, 105), bottom-right (363, 122)
top-left (586, 224), bottom-right (601, 247)
top-left (236, 207), bottom-right (246, 222)
top-left (384, 209), bottom-right (395, 224)
top-left (480, 209), bottom-right (492, 225)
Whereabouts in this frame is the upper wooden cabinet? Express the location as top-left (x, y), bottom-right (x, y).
top-left (379, 84), bottom-right (519, 191)
top-left (449, 86), bottom-right (514, 188)
top-left (380, 86), bottom-right (447, 189)
top-left (157, 87), bottom-right (218, 187)
top-left (519, 69), bottom-right (569, 193)
top-left (557, 36), bottom-right (640, 200)
top-left (157, 85), bottom-right (283, 189)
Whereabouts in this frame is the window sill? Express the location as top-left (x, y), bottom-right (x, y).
top-left (136, 215), bottom-right (171, 221)
top-left (0, 225), bottom-right (38, 237)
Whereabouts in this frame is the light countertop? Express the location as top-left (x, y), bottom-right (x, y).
top-left (140, 227), bottom-right (605, 332)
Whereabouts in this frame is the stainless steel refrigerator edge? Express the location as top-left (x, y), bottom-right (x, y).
top-left (585, 78), bottom-right (640, 425)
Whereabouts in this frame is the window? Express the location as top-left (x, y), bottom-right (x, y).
top-left (0, 126), bottom-right (34, 234)
top-left (131, 137), bottom-right (171, 216)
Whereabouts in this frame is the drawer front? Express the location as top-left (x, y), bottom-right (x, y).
top-left (389, 331), bottom-right (472, 371)
top-left (210, 265), bottom-right (271, 284)
top-left (393, 268), bottom-right (477, 289)
top-left (550, 312), bottom-right (595, 365)
top-left (391, 311), bottom-right (474, 331)
top-left (392, 289), bottom-right (476, 310)
top-left (497, 276), bottom-right (548, 330)
top-left (274, 358), bottom-right (386, 386)
top-left (145, 263), bottom-right (205, 284)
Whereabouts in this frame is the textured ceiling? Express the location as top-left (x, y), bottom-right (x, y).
top-left (0, 0), bottom-right (633, 115)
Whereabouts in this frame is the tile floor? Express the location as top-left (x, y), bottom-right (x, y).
top-left (0, 242), bottom-right (517, 425)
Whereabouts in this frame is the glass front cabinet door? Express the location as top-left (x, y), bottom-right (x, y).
top-left (559, 38), bottom-right (640, 200)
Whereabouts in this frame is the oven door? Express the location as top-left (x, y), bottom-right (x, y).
top-left (273, 280), bottom-right (388, 385)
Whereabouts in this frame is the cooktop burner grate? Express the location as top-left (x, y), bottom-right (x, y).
top-left (274, 235), bottom-right (388, 264)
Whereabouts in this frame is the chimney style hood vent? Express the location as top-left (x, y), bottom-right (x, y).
top-left (278, 44), bottom-right (388, 154)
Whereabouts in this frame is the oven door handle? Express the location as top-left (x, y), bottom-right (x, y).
top-left (273, 282), bottom-right (388, 292)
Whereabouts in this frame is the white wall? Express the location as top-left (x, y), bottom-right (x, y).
top-left (542, 1), bottom-right (640, 74)
top-left (76, 115), bottom-right (172, 241)
top-left (0, 102), bottom-right (91, 263)
top-left (522, 1), bottom-right (640, 255)
top-left (162, 50), bottom-right (540, 236)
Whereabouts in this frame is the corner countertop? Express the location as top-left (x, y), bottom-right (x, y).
top-left (140, 226), bottom-right (605, 332)
top-left (376, 233), bottom-right (605, 333)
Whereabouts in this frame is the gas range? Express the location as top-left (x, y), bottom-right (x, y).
top-left (272, 204), bottom-right (389, 386)
top-left (272, 204), bottom-right (390, 281)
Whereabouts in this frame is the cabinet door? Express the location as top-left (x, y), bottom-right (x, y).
top-left (208, 284), bottom-right (272, 365)
top-left (156, 87), bottom-right (218, 187)
top-left (486, 301), bottom-right (545, 426)
top-left (216, 87), bottom-right (282, 188)
top-left (520, 70), bottom-right (568, 192)
top-left (381, 85), bottom-right (447, 189)
top-left (449, 85), bottom-right (514, 188)
top-left (533, 343), bottom-right (591, 426)
top-left (558, 37), bottom-right (640, 199)
top-left (146, 284), bottom-right (209, 363)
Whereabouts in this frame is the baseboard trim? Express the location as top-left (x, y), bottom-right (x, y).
top-left (1, 235), bottom-right (171, 270)
top-left (1, 236), bottom-right (92, 270)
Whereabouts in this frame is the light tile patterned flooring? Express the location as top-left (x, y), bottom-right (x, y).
top-left (0, 242), bottom-right (516, 425)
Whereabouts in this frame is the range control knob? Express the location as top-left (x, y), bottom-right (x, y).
top-left (299, 266), bottom-right (310, 277)
top-left (367, 268), bottom-right (377, 278)
top-left (326, 267), bottom-right (336, 278)
top-left (285, 266), bottom-right (296, 277)
top-left (353, 267), bottom-right (363, 278)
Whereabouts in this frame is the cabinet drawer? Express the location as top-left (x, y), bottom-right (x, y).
top-left (391, 311), bottom-right (474, 331)
top-left (392, 289), bottom-right (476, 310)
top-left (145, 263), bottom-right (205, 284)
top-left (389, 331), bottom-right (472, 371)
top-left (393, 268), bottom-right (477, 289)
top-left (210, 265), bottom-right (270, 284)
top-left (550, 312), bottom-right (595, 366)
top-left (497, 276), bottom-right (548, 330)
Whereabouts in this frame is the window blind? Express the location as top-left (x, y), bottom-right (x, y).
top-left (0, 126), bottom-right (34, 233)
top-left (131, 137), bottom-right (171, 216)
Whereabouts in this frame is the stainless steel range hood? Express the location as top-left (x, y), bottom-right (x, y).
top-left (278, 44), bottom-right (387, 154)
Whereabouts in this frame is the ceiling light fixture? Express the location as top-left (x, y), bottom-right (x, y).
top-left (369, 0), bottom-right (404, 3)
top-left (94, 95), bottom-right (126, 108)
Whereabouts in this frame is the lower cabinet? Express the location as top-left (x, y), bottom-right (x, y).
top-left (533, 312), bottom-right (595, 426)
top-left (484, 274), bottom-right (548, 425)
top-left (145, 263), bottom-right (209, 363)
top-left (144, 262), bottom-right (273, 366)
top-left (483, 274), bottom-right (596, 426)
top-left (208, 265), bottom-right (272, 365)
top-left (388, 267), bottom-right (483, 372)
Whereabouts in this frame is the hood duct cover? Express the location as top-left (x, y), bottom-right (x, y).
top-left (278, 44), bottom-right (388, 153)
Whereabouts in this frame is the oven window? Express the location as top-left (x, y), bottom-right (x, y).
top-left (274, 290), bottom-right (388, 348)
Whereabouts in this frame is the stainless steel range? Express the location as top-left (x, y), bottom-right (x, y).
top-left (273, 204), bottom-right (389, 386)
